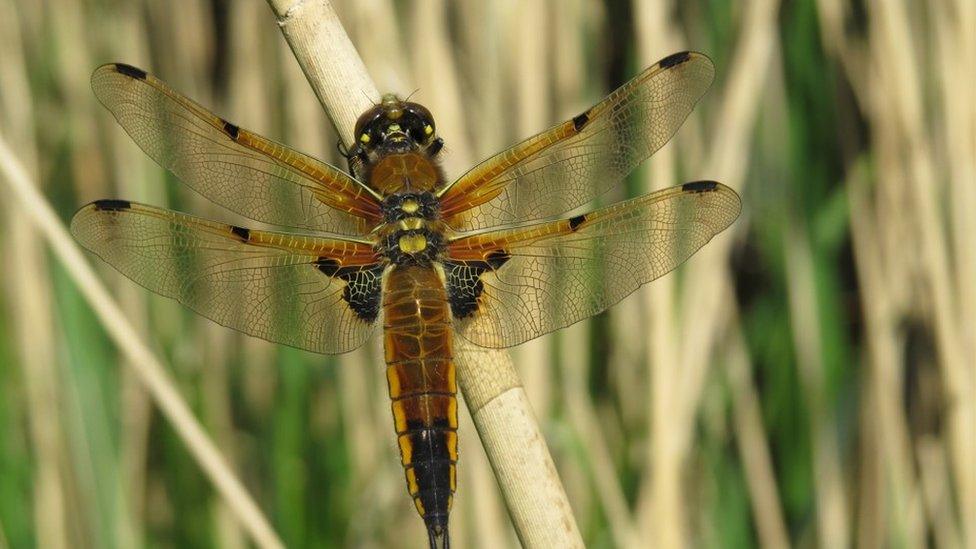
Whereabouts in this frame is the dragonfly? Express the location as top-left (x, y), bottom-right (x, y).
top-left (72, 51), bottom-right (740, 549)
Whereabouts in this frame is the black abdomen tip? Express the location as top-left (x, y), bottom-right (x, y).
top-left (114, 63), bottom-right (147, 80)
top-left (93, 199), bottom-right (132, 211)
top-left (659, 51), bottom-right (692, 68)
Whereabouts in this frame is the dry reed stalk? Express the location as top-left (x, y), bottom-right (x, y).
top-left (932, 4), bottom-right (976, 542)
top-left (915, 438), bottom-right (963, 549)
top-left (99, 8), bottom-right (157, 546)
top-left (50, 0), bottom-right (107, 200)
top-left (722, 308), bottom-right (791, 549)
top-left (819, 2), bottom-right (973, 544)
top-left (603, 0), bottom-right (779, 544)
top-left (632, 1), bottom-right (685, 544)
top-left (208, 6), bottom-right (280, 547)
top-left (0, 141), bottom-right (285, 549)
top-left (0, 4), bottom-right (68, 547)
top-left (814, 3), bottom-right (923, 546)
top-left (265, 1), bottom-right (582, 546)
top-left (560, 318), bottom-right (641, 549)
top-left (847, 162), bottom-right (927, 547)
top-left (871, 4), bottom-right (975, 540)
top-left (784, 223), bottom-right (850, 547)
top-left (666, 0), bottom-right (778, 492)
top-left (855, 365), bottom-right (884, 547)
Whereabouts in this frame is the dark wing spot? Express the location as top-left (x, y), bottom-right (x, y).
top-left (569, 214), bottom-right (586, 230)
top-left (444, 253), bottom-right (509, 319)
top-left (93, 199), bottom-right (132, 211)
top-left (221, 119), bottom-right (240, 140)
top-left (314, 257), bottom-right (342, 277)
top-left (485, 249), bottom-right (510, 270)
top-left (114, 63), bottom-right (147, 80)
top-left (572, 110), bottom-right (590, 132)
top-left (315, 259), bottom-right (383, 322)
top-left (230, 225), bottom-right (250, 242)
top-left (659, 51), bottom-right (691, 69)
top-left (681, 180), bottom-right (719, 193)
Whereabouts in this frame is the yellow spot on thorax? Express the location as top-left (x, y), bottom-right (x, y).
top-left (398, 217), bottom-right (424, 231)
top-left (399, 233), bottom-right (427, 253)
top-left (401, 198), bottom-right (419, 214)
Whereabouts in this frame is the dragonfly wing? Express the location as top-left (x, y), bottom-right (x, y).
top-left (438, 52), bottom-right (714, 231)
top-left (72, 200), bottom-right (384, 354)
top-left (92, 63), bottom-right (382, 235)
top-left (444, 181), bottom-right (740, 348)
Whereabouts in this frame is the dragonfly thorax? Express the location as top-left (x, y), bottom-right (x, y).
top-left (379, 192), bottom-right (444, 266)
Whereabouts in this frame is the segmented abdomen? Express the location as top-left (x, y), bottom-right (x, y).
top-left (383, 264), bottom-right (458, 532)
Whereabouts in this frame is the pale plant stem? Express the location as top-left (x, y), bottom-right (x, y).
top-left (784, 223), bottom-right (850, 547)
top-left (723, 302), bottom-right (791, 549)
top-left (632, 1), bottom-right (683, 545)
top-left (0, 137), bottom-right (285, 549)
top-left (0, 3), bottom-right (68, 546)
top-left (265, 1), bottom-right (582, 546)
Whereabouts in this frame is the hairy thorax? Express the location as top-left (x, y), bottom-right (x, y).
top-left (370, 154), bottom-right (449, 268)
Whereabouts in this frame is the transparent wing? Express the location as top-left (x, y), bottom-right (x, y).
top-left (71, 200), bottom-right (384, 354)
top-left (437, 51), bottom-right (714, 231)
top-left (443, 181), bottom-right (740, 348)
top-left (92, 63), bottom-right (383, 235)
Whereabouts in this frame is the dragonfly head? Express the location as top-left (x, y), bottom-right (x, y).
top-left (354, 94), bottom-right (439, 155)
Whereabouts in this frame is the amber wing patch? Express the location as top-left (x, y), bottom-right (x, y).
top-left (71, 200), bottom-right (384, 353)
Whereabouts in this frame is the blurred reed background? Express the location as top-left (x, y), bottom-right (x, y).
top-left (0, 0), bottom-right (973, 547)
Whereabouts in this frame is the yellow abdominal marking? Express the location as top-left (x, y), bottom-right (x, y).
top-left (425, 124), bottom-right (433, 135)
top-left (399, 233), bottom-right (427, 253)
top-left (360, 133), bottom-right (370, 143)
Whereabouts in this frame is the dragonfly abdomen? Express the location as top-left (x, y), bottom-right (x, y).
top-left (383, 265), bottom-right (458, 540)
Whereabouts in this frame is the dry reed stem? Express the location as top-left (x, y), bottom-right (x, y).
top-left (632, 1), bottom-right (684, 544)
top-left (0, 138), bottom-right (285, 549)
top-left (825, 2), bottom-right (974, 543)
top-left (784, 223), bottom-right (850, 547)
top-left (915, 438), bottom-right (963, 549)
top-left (870, 2), bottom-right (974, 542)
top-left (100, 7), bottom-right (158, 545)
top-left (723, 302), bottom-right (791, 549)
top-left (675, 0), bottom-right (779, 458)
top-left (848, 161), bottom-right (928, 547)
top-left (266, 1), bottom-right (581, 546)
top-left (0, 4), bottom-right (68, 547)
top-left (560, 319), bottom-right (642, 549)
top-left (623, 0), bottom-right (778, 544)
